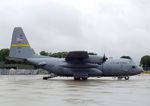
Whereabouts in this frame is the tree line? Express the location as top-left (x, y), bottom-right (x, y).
top-left (40, 51), bottom-right (97, 58)
top-left (0, 48), bottom-right (150, 68)
top-left (40, 51), bottom-right (68, 58)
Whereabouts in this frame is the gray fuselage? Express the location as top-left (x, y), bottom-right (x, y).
top-left (27, 56), bottom-right (143, 78)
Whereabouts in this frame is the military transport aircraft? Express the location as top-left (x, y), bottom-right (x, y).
top-left (8, 27), bottom-right (143, 80)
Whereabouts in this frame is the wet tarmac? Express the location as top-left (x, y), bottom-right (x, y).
top-left (0, 74), bottom-right (150, 106)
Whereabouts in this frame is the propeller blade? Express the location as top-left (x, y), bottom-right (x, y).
top-left (103, 53), bottom-right (108, 62)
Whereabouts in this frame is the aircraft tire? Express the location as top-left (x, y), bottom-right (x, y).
top-left (43, 77), bottom-right (48, 80)
top-left (118, 76), bottom-right (123, 80)
top-left (124, 76), bottom-right (129, 80)
top-left (82, 77), bottom-right (88, 80)
top-left (74, 77), bottom-right (80, 80)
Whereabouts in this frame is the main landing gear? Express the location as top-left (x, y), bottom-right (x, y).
top-left (74, 77), bottom-right (88, 80)
top-left (74, 73), bottom-right (88, 80)
top-left (117, 76), bottom-right (130, 80)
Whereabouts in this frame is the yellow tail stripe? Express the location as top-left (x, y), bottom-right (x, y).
top-left (11, 44), bottom-right (30, 47)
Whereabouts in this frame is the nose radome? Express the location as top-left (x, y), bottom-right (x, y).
top-left (138, 67), bottom-right (144, 73)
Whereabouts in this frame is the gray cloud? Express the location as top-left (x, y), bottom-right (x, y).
top-left (0, 0), bottom-right (150, 64)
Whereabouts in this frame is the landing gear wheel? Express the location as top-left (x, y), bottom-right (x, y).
top-left (74, 77), bottom-right (80, 80)
top-left (82, 77), bottom-right (88, 80)
top-left (43, 77), bottom-right (49, 80)
top-left (124, 76), bottom-right (129, 80)
top-left (118, 76), bottom-right (123, 80)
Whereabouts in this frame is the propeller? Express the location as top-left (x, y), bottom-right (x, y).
top-left (102, 53), bottom-right (108, 62)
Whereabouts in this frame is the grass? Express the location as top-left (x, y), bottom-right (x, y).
top-left (143, 71), bottom-right (150, 74)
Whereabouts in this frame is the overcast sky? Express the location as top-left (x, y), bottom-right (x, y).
top-left (0, 0), bottom-right (150, 64)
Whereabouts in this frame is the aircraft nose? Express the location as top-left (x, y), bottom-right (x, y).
top-left (138, 67), bottom-right (144, 74)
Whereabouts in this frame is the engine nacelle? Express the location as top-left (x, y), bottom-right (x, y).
top-left (65, 51), bottom-right (108, 65)
top-left (85, 55), bottom-right (105, 65)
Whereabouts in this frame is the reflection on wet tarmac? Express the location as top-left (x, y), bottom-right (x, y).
top-left (0, 74), bottom-right (150, 106)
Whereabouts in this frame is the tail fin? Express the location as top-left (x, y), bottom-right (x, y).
top-left (9, 27), bottom-right (34, 59)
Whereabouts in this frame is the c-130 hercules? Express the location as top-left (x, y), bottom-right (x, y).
top-left (8, 27), bottom-right (143, 80)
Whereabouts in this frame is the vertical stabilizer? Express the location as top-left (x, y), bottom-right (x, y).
top-left (9, 27), bottom-right (34, 59)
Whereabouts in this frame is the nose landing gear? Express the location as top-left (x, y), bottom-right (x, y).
top-left (117, 76), bottom-right (130, 80)
top-left (124, 76), bottom-right (129, 80)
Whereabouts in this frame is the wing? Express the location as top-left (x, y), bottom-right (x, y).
top-left (65, 51), bottom-right (89, 62)
top-left (64, 51), bottom-right (98, 68)
top-left (62, 51), bottom-right (102, 77)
